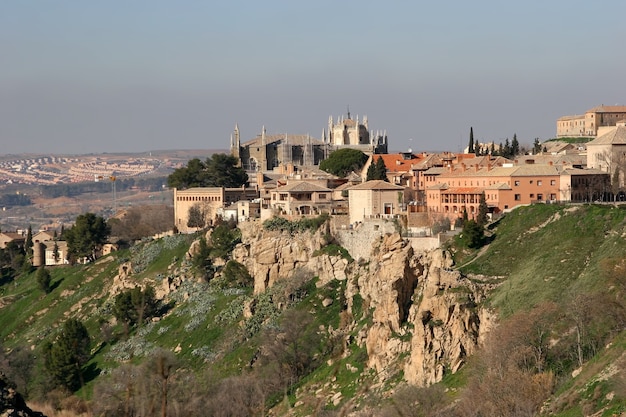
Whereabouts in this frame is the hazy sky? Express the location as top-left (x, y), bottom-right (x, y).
top-left (2, 1), bottom-right (625, 155)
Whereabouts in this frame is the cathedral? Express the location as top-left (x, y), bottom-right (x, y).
top-left (230, 112), bottom-right (388, 172)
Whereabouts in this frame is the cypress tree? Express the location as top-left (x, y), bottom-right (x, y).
top-left (468, 127), bottom-right (475, 154)
top-left (25, 225), bottom-right (33, 258)
top-left (511, 134), bottom-right (520, 157)
top-left (477, 192), bottom-right (489, 227)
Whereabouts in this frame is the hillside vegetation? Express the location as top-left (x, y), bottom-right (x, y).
top-left (0, 204), bottom-right (625, 416)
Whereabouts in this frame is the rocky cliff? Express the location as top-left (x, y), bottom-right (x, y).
top-left (234, 220), bottom-right (495, 387)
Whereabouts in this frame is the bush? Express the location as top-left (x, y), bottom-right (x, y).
top-left (313, 244), bottom-right (353, 262)
top-left (36, 267), bottom-right (52, 294)
top-left (263, 214), bottom-right (329, 233)
top-left (221, 260), bottom-right (253, 288)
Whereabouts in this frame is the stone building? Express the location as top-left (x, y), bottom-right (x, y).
top-left (586, 123), bottom-right (626, 174)
top-left (347, 180), bottom-right (405, 224)
top-left (230, 112), bottom-right (387, 173)
top-left (173, 187), bottom-right (259, 233)
top-left (557, 105), bottom-right (626, 137)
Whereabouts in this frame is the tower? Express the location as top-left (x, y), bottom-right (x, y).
top-left (231, 124), bottom-right (241, 163)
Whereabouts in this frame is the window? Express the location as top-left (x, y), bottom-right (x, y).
top-left (319, 193), bottom-right (326, 199)
top-left (537, 194), bottom-right (543, 200)
top-left (551, 180), bottom-right (556, 186)
top-left (514, 180), bottom-right (520, 186)
top-left (514, 194), bottom-right (521, 201)
top-left (530, 180), bottom-right (534, 184)
top-left (530, 193), bottom-right (535, 199)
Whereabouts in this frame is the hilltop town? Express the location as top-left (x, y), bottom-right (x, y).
top-left (1, 107), bottom-right (626, 417)
top-left (173, 106), bottom-right (626, 236)
top-left (2, 106), bottom-right (626, 250)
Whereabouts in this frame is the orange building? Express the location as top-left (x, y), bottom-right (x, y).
top-left (426, 162), bottom-right (607, 222)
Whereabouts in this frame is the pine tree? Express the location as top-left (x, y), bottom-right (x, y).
top-left (468, 127), bottom-right (475, 154)
top-left (43, 318), bottom-right (91, 391)
top-left (533, 138), bottom-right (542, 154)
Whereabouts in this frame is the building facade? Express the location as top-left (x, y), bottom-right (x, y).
top-left (347, 180), bottom-right (405, 224)
top-left (557, 105), bottom-right (626, 137)
top-left (174, 187), bottom-right (259, 233)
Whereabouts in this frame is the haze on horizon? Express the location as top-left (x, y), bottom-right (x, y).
top-left (2, 1), bottom-right (625, 156)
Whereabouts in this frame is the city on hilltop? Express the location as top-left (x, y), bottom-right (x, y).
top-left (2, 105), bottom-right (626, 266)
top-left (173, 106), bottom-right (626, 235)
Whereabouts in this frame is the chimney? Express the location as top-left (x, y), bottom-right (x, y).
top-left (549, 161), bottom-right (553, 166)
top-left (487, 163), bottom-right (492, 171)
top-left (474, 164), bottom-right (479, 172)
top-left (462, 163), bottom-right (466, 172)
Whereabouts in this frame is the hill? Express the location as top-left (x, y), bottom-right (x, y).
top-left (0, 205), bottom-right (625, 416)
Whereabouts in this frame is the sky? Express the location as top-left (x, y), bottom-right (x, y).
top-left (2, 1), bottom-right (626, 155)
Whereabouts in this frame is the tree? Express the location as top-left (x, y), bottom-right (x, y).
top-left (319, 148), bottom-right (368, 177)
top-left (468, 127), bottom-right (475, 154)
top-left (65, 212), bottom-right (111, 263)
top-left (43, 318), bottom-right (91, 391)
top-left (511, 133), bottom-right (520, 157)
top-left (167, 153), bottom-right (248, 189)
top-left (210, 225), bottom-right (241, 259)
top-left (36, 266), bottom-right (52, 294)
top-left (187, 204), bottom-right (206, 229)
top-left (477, 192), bottom-right (489, 227)
top-left (533, 138), bottom-right (542, 154)
top-left (204, 153), bottom-right (249, 188)
top-left (461, 219), bottom-right (484, 249)
top-left (114, 286), bottom-right (158, 336)
top-left (502, 138), bottom-right (511, 159)
top-left (53, 240), bottom-right (60, 264)
top-left (366, 156), bottom-right (389, 181)
top-left (24, 225), bottom-right (33, 259)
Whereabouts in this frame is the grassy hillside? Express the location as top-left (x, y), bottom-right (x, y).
top-left (0, 205), bottom-right (625, 416)
top-left (452, 203), bottom-right (626, 416)
top-left (459, 204), bottom-right (626, 314)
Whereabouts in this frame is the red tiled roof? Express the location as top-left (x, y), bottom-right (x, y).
top-left (376, 153), bottom-right (424, 172)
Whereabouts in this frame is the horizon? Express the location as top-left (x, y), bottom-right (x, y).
top-left (2, 1), bottom-right (625, 155)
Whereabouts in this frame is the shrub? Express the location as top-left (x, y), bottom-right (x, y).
top-left (221, 260), bottom-right (253, 288)
top-left (263, 213), bottom-right (329, 233)
top-left (36, 267), bottom-right (52, 294)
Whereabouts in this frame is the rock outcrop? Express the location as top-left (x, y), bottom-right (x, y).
top-left (234, 222), bottom-right (350, 294)
top-left (237, 219), bottom-right (495, 387)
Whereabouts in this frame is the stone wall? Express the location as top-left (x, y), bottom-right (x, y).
top-left (333, 218), bottom-right (398, 261)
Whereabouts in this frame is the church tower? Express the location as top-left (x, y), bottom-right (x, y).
top-left (230, 124), bottom-right (241, 164)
